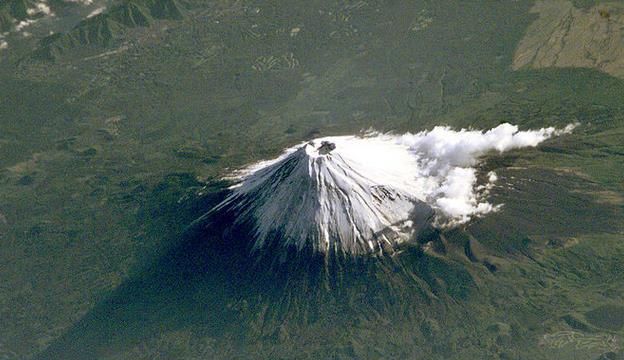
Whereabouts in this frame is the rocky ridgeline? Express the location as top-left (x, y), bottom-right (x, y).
top-left (32, 0), bottom-right (183, 60)
top-left (514, 0), bottom-right (624, 79)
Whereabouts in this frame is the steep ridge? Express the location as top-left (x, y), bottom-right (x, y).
top-left (32, 0), bottom-right (183, 59)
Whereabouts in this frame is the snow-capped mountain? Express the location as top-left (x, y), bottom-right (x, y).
top-left (206, 136), bottom-right (433, 256)
top-left (202, 123), bottom-right (577, 256)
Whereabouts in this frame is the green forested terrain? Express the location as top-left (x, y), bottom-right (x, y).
top-left (0, 1), bottom-right (622, 359)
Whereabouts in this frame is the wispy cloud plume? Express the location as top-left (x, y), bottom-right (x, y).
top-left (398, 122), bottom-right (578, 225)
top-left (212, 123), bottom-right (577, 254)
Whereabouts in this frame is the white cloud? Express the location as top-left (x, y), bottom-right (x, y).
top-left (87, 6), bottom-right (106, 18)
top-left (212, 122), bottom-right (578, 254)
top-left (10, 1), bottom-right (56, 34)
top-left (28, 2), bottom-right (52, 16)
top-left (487, 171), bottom-right (498, 183)
top-left (15, 19), bottom-right (37, 32)
top-left (396, 122), bottom-right (578, 225)
top-left (229, 123), bottom-right (578, 231)
top-left (0, 40), bottom-right (8, 50)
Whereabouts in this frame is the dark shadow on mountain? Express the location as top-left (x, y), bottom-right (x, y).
top-left (29, 0), bottom-right (184, 61)
top-left (36, 184), bottom-right (475, 359)
top-left (36, 163), bottom-right (621, 359)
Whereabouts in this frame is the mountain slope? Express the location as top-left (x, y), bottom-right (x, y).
top-left (0, 0), bottom-right (37, 32)
top-left (514, 0), bottom-right (624, 79)
top-left (201, 123), bottom-right (577, 257)
top-left (205, 137), bottom-right (433, 255)
top-left (32, 0), bottom-right (183, 59)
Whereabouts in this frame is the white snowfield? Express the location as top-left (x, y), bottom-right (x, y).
top-left (208, 123), bottom-right (577, 255)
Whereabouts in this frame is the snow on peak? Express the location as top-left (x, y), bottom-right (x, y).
top-left (211, 136), bottom-right (427, 255)
top-left (205, 123), bottom-right (577, 255)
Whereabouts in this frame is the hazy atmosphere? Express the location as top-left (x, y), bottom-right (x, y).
top-left (1, 0), bottom-right (623, 359)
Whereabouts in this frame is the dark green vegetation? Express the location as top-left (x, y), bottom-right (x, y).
top-left (32, 0), bottom-right (183, 59)
top-left (1, 0), bottom-right (41, 32)
top-left (572, 0), bottom-right (609, 9)
top-left (1, 0), bottom-right (623, 359)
